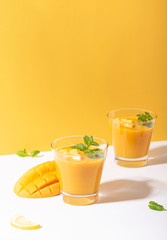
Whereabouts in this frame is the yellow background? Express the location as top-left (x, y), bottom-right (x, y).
top-left (0, 0), bottom-right (166, 155)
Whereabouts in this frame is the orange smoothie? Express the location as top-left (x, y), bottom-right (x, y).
top-left (54, 147), bottom-right (104, 196)
top-left (109, 117), bottom-right (153, 158)
top-left (52, 136), bottom-right (108, 205)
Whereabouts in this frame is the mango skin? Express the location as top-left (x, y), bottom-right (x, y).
top-left (14, 161), bottom-right (60, 198)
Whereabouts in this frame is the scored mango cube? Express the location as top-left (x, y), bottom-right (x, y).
top-left (14, 161), bottom-right (60, 198)
top-left (69, 149), bottom-right (79, 155)
top-left (58, 148), bottom-right (69, 154)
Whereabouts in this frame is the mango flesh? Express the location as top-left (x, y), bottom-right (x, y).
top-left (14, 161), bottom-right (60, 198)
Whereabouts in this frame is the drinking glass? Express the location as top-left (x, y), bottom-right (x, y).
top-left (51, 136), bottom-right (108, 205)
top-left (108, 108), bottom-right (157, 167)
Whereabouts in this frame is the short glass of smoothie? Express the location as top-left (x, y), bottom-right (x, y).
top-left (108, 108), bottom-right (157, 168)
top-left (51, 136), bottom-right (108, 205)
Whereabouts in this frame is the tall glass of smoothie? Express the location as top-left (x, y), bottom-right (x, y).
top-left (51, 136), bottom-right (108, 205)
top-left (108, 108), bottom-right (157, 168)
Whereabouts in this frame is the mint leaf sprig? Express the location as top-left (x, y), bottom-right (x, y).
top-left (16, 149), bottom-right (28, 157)
top-left (83, 135), bottom-right (99, 148)
top-left (71, 143), bottom-right (86, 151)
top-left (71, 135), bottom-right (104, 159)
top-left (148, 201), bottom-right (165, 211)
top-left (71, 135), bottom-right (99, 151)
top-left (30, 150), bottom-right (40, 157)
top-left (137, 112), bottom-right (153, 122)
top-left (137, 112), bottom-right (153, 128)
top-left (16, 149), bottom-right (40, 157)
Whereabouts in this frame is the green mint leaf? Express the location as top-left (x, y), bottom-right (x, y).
top-left (149, 201), bottom-right (157, 205)
top-left (137, 112), bottom-right (153, 128)
top-left (148, 205), bottom-right (164, 211)
top-left (16, 149), bottom-right (28, 157)
top-left (84, 148), bottom-right (101, 154)
top-left (30, 150), bottom-right (40, 157)
top-left (91, 141), bottom-right (99, 146)
top-left (71, 143), bottom-right (86, 151)
top-left (84, 135), bottom-right (99, 148)
top-left (148, 201), bottom-right (164, 211)
top-left (137, 112), bottom-right (153, 122)
top-left (84, 149), bottom-right (94, 154)
top-left (71, 136), bottom-right (101, 157)
top-left (149, 201), bottom-right (164, 208)
top-left (145, 112), bottom-right (153, 120)
top-left (84, 135), bottom-right (92, 147)
top-left (90, 136), bottom-right (93, 143)
top-left (83, 135), bottom-right (89, 144)
top-left (92, 148), bottom-right (101, 152)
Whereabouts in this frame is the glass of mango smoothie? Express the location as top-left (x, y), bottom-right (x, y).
top-left (51, 136), bottom-right (108, 205)
top-left (108, 108), bottom-right (157, 168)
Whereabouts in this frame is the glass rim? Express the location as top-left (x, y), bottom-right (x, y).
top-left (51, 135), bottom-right (109, 156)
top-left (107, 108), bottom-right (157, 121)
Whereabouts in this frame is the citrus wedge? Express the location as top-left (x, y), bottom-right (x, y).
top-left (11, 214), bottom-right (40, 230)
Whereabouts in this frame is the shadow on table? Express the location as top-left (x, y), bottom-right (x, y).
top-left (148, 145), bottom-right (167, 166)
top-left (97, 179), bottom-right (152, 204)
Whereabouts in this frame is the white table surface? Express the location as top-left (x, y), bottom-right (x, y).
top-left (1, 141), bottom-right (167, 240)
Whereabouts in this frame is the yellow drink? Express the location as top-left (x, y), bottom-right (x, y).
top-left (55, 147), bottom-right (104, 204)
top-left (109, 117), bottom-right (153, 158)
top-left (108, 109), bottom-right (156, 168)
top-left (51, 136), bottom-right (108, 205)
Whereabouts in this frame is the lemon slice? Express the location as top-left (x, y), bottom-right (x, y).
top-left (11, 214), bottom-right (40, 230)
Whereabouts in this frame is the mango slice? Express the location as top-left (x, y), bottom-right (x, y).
top-left (14, 161), bottom-right (60, 198)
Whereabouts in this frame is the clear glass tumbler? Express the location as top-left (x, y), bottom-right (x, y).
top-left (107, 108), bottom-right (157, 168)
top-left (51, 136), bottom-right (108, 205)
